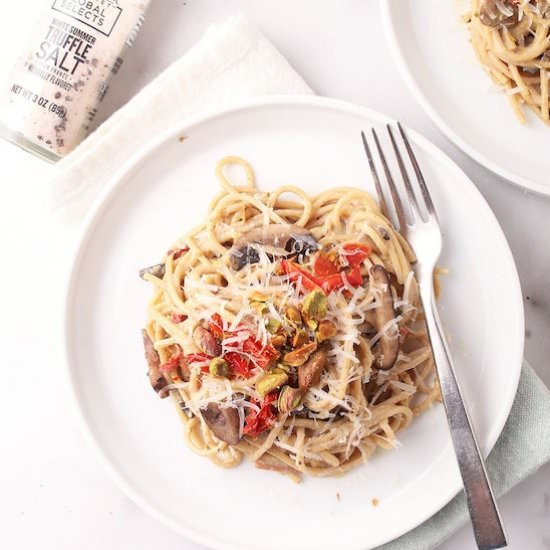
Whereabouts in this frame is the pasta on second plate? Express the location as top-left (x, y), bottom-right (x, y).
top-left (469, 0), bottom-right (550, 124)
top-left (141, 157), bottom-right (440, 481)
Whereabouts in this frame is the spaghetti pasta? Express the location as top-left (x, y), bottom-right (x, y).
top-left (469, 0), bottom-right (550, 124)
top-left (141, 157), bottom-right (440, 480)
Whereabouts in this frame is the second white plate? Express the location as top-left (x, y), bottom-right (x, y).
top-left (64, 96), bottom-right (523, 550)
top-left (382, 0), bottom-right (550, 196)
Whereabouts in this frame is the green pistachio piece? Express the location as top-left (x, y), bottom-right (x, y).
top-left (278, 385), bottom-right (303, 413)
top-left (316, 320), bottom-right (337, 342)
top-left (285, 305), bottom-right (303, 325)
top-left (283, 341), bottom-right (318, 367)
top-left (249, 291), bottom-right (268, 302)
top-left (209, 357), bottom-right (230, 378)
top-left (306, 319), bottom-right (318, 331)
top-left (256, 371), bottom-right (289, 397)
top-left (266, 317), bottom-right (281, 333)
top-left (251, 301), bottom-right (269, 315)
top-left (302, 290), bottom-right (328, 321)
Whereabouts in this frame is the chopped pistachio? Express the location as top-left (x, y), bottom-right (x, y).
top-left (209, 357), bottom-right (230, 377)
top-left (194, 326), bottom-right (222, 356)
top-left (278, 385), bottom-right (303, 413)
top-left (249, 291), bottom-right (269, 314)
top-left (249, 291), bottom-right (268, 302)
top-left (270, 333), bottom-right (287, 348)
top-left (298, 350), bottom-right (327, 390)
top-left (266, 317), bottom-right (281, 333)
top-left (256, 371), bottom-right (288, 397)
top-left (316, 320), bottom-right (337, 342)
top-left (270, 367), bottom-right (290, 381)
top-left (275, 363), bottom-right (291, 373)
top-left (302, 290), bottom-right (328, 320)
top-left (283, 341), bottom-right (318, 367)
top-left (306, 319), bottom-right (318, 331)
top-left (251, 301), bottom-right (269, 315)
top-left (292, 329), bottom-right (309, 348)
top-left (285, 305), bottom-right (303, 325)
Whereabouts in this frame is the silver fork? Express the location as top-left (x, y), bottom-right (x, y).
top-left (362, 124), bottom-right (507, 550)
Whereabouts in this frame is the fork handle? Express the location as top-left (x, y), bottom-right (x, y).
top-left (419, 287), bottom-right (507, 550)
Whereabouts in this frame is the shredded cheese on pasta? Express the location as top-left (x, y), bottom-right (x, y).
top-left (143, 157), bottom-right (440, 480)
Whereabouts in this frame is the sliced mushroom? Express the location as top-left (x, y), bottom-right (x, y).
top-left (173, 392), bottom-right (193, 418)
top-left (479, 0), bottom-right (518, 28)
top-left (201, 402), bottom-right (241, 445)
top-left (298, 350), bottom-right (327, 391)
top-left (255, 455), bottom-right (298, 476)
top-left (230, 246), bottom-right (260, 271)
top-left (289, 404), bottom-right (314, 418)
top-left (139, 263), bottom-right (165, 280)
top-left (360, 312), bottom-right (377, 335)
top-left (370, 265), bottom-right (399, 370)
top-left (230, 224), bottom-right (318, 270)
top-left (193, 326), bottom-right (221, 356)
top-left (142, 330), bottom-right (168, 398)
top-left (362, 379), bottom-right (392, 405)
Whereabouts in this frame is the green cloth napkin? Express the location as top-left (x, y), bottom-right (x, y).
top-left (378, 362), bottom-right (550, 550)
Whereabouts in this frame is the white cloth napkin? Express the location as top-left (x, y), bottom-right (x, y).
top-left (50, 15), bottom-right (313, 222)
top-left (48, 14), bottom-right (550, 550)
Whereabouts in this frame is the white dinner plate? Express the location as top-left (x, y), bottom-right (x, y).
top-left (381, 0), bottom-right (550, 196)
top-left (63, 96), bottom-right (524, 550)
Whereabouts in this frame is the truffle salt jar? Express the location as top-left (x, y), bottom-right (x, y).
top-left (0, 0), bottom-right (153, 161)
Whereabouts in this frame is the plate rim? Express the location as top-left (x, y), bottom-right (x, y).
top-left (61, 95), bottom-right (524, 550)
top-left (380, 0), bottom-right (550, 197)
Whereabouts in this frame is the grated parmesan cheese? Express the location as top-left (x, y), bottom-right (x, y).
top-left (274, 440), bottom-right (325, 462)
top-left (369, 315), bottom-right (403, 347)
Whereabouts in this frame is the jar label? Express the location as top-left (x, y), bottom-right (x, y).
top-left (51, 0), bottom-right (123, 36)
top-left (0, 0), bottom-right (150, 159)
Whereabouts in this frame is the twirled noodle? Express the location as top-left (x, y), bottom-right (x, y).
top-left (469, 0), bottom-right (550, 123)
top-left (142, 157), bottom-right (440, 480)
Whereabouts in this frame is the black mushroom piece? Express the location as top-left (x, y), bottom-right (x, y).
top-left (142, 330), bottom-right (169, 398)
top-left (370, 265), bottom-right (400, 370)
top-left (479, 0), bottom-right (518, 28)
top-left (229, 224), bottom-right (318, 271)
top-left (139, 263), bottom-right (165, 280)
top-left (201, 403), bottom-right (241, 445)
top-left (193, 326), bottom-right (222, 356)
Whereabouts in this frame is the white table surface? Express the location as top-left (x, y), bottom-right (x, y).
top-left (1, 1), bottom-right (549, 549)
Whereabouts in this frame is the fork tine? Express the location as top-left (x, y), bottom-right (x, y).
top-left (361, 131), bottom-right (390, 220)
top-left (397, 122), bottom-right (437, 219)
top-left (371, 128), bottom-right (407, 232)
top-left (386, 124), bottom-right (422, 224)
